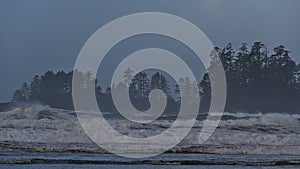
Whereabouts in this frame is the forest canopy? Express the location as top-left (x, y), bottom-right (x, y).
top-left (12, 42), bottom-right (300, 113)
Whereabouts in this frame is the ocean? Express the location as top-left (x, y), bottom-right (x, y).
top-left (0, 106), bottom-right (300, 168)
top-left (0, 152), bottom-right (300, 168)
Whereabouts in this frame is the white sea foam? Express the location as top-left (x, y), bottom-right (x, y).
top-left (0, 106), bottom-right (300, 155)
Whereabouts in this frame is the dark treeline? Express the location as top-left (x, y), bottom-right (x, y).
top-left (201, 42), bottom-right (300, 113)
top-left (12, 71), bottom-right (75, 109)
top-left (12, 42), bottom-right (300, 113)
top-left (12, 69), bottom-right (179, 112)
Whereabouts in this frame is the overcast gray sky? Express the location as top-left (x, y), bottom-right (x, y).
top-left (0, 0), bottom-right (300, 102)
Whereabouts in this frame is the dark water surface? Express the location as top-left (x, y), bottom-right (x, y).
top-left (0, 164), bottom-right (300, 169)
top-left (0, 152), bottom-right (300, 168)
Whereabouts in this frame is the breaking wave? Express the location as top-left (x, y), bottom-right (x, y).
top-left (0, 106), bottom-right (300, 155)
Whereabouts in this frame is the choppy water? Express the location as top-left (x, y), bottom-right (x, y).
top-left (1, 106), bottom-right (300, 167)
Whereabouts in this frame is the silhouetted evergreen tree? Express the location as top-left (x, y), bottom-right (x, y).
top-left (150, 72), bottom-right (170, 98)
top-left (123, 67), bottom-right (134, 87)
top-left (29, 75), bottom-right (41, 100)
top-left (133, 71), bottom-right (150, 99)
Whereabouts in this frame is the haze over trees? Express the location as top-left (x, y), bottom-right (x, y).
top-left (12, 42), bottom-right (300, 113)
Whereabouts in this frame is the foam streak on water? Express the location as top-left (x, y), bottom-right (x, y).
top-left (0, 106), bottom-right (300, 156)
